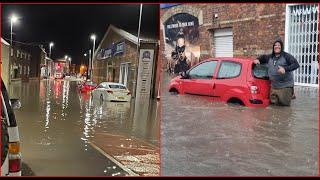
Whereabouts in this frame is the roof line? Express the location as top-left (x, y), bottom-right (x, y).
top-left (94, 24), bottom-right (139, 57)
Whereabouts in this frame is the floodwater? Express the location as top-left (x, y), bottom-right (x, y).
top-left (9, 79), bottom-right (159, 176)
top-left (161, 73), bottom-right (318, 176)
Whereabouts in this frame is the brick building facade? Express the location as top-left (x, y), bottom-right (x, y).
top-left (160, 4), bottom-right (286, 67)
top-left (10, 44), bottom-right (32, 82)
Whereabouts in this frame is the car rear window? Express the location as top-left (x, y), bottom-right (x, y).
top-left (252, 64), bottom-right (269, 80)
top-left (108, 84), bottom-right (126, 89)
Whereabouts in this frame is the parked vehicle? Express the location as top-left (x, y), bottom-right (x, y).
top-left (54, 72), bottom-right (63, 79)
top-left (92, 82), bottom-right (131, 102)
top-left (78, 80), bottom-right (97, 93)
top-left (168, 57), bottom-right (271, 107)
top-left (1, 80), bottom-right (22, 176)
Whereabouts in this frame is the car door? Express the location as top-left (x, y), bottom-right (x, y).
top-left (182, 60), bottom-right (218, 96)
top-left (213, 60), bottom-right (243, 98)
top-left (1, 99), bottom-right (9, 176)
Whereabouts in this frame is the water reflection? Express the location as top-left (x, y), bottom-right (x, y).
top-left (10, 80), bottom-right (135, 176)
top-left (76, 90), bottom-right (160, 176)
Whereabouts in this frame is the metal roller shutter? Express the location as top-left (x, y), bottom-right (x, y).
top-left (214, 28), bottom-right (233, 57)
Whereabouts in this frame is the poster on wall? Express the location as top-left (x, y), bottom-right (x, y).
top-left (163, 13), bottom-right (201, 75)
top-left (136, 49), bottom-right (155, 100)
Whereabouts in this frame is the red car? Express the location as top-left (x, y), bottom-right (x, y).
top-left (169, 57), bottom-right (271, 107)
top-left (78, 80), bottom-right (97, 93)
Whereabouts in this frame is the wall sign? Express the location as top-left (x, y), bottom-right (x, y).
top-left (96, 40), bottom-right (125, 60)
top-left (136, 49), bottom-right (155, 99)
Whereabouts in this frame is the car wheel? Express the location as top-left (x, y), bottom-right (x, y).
top-left (169, 89), bottom-right (179, 95)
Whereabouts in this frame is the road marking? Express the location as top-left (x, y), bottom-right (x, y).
top-left (88, 141), bottom-right (139, 176)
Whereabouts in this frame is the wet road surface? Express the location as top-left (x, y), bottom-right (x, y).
top-left (161, 73), bottom-right (318, 176)
top-left (9, 79), bottom-right (159, 176)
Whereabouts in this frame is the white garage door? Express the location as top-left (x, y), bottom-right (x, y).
top-left (214, 28), bottom-right (233, 57)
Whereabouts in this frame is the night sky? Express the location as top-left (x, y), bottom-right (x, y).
top-left (1, 4), bottom-right (159, 65)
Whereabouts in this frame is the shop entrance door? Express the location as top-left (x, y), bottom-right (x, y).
top-left (285, 4), bottom-right (319, 87)
top-left (119, 63), bottom-right (130, 87)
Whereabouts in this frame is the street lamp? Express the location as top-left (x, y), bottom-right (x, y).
top-left (90, 34), bottom-right (96, 79)
top-left (133, 4), bottom-right (143, 98)
top-left (68, 57), bottom-right (71, 74)
top-left (10, 15), bottom-right (18, 46)
top-left (9, 14), bottom-right (18, 85)
top-left (49, 42), bottom-right (54, 58)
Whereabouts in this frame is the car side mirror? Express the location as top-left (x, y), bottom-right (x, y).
top-left (179, 71), bottom-right (189, 79)
top-left (10, 99), bottom-right (21, 110)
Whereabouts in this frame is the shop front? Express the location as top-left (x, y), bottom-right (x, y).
top-left (92, 25), bottom-right (159, 98)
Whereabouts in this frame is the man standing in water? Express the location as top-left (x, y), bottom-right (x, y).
top-left (253, 38), bottom-right (300, 106)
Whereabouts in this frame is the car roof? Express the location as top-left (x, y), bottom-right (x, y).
top-left (202, 57), bottom-right (254, 63)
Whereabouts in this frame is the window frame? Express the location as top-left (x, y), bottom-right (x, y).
top-left (16, 50), bottom-right (20, 58)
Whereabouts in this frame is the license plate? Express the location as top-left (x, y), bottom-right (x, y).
top-left (118, 97), bottom-right (124, 99)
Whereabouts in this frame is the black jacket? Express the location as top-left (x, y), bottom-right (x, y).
top-left (258, 52), bottom-right (300, 72)
top-left (258, 39), bottom-right (300, 72)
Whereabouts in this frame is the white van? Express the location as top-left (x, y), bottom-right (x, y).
top-left (1, 80), bottom-right (22, 176)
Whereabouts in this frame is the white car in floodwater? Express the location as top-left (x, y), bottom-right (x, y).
top-left (91, 82), bottom-right (131, 102)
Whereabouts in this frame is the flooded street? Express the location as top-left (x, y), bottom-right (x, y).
top-left (161, 73), bottom-right (318, 176)
top-left (9, 79), bottom-right (159, 176)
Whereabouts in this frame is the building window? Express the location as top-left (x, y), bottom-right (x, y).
top-left (17, 50), bottom-right (20, 58)
top-left (20, 52), bottom-right (24, 59)
top-left (20, 65), bottom-right (22, 75)
top-left (28, 54), bottom-right (31, 60)
top-left (27, 66), bottom-right (30, 75)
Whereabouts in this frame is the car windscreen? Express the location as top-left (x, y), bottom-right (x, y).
top-left (252, 64), bottom-right (269, 80)
top-left (1, 81), bottom-right (17, 127)
top-left (86, 81), bottom-right (97, 86)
